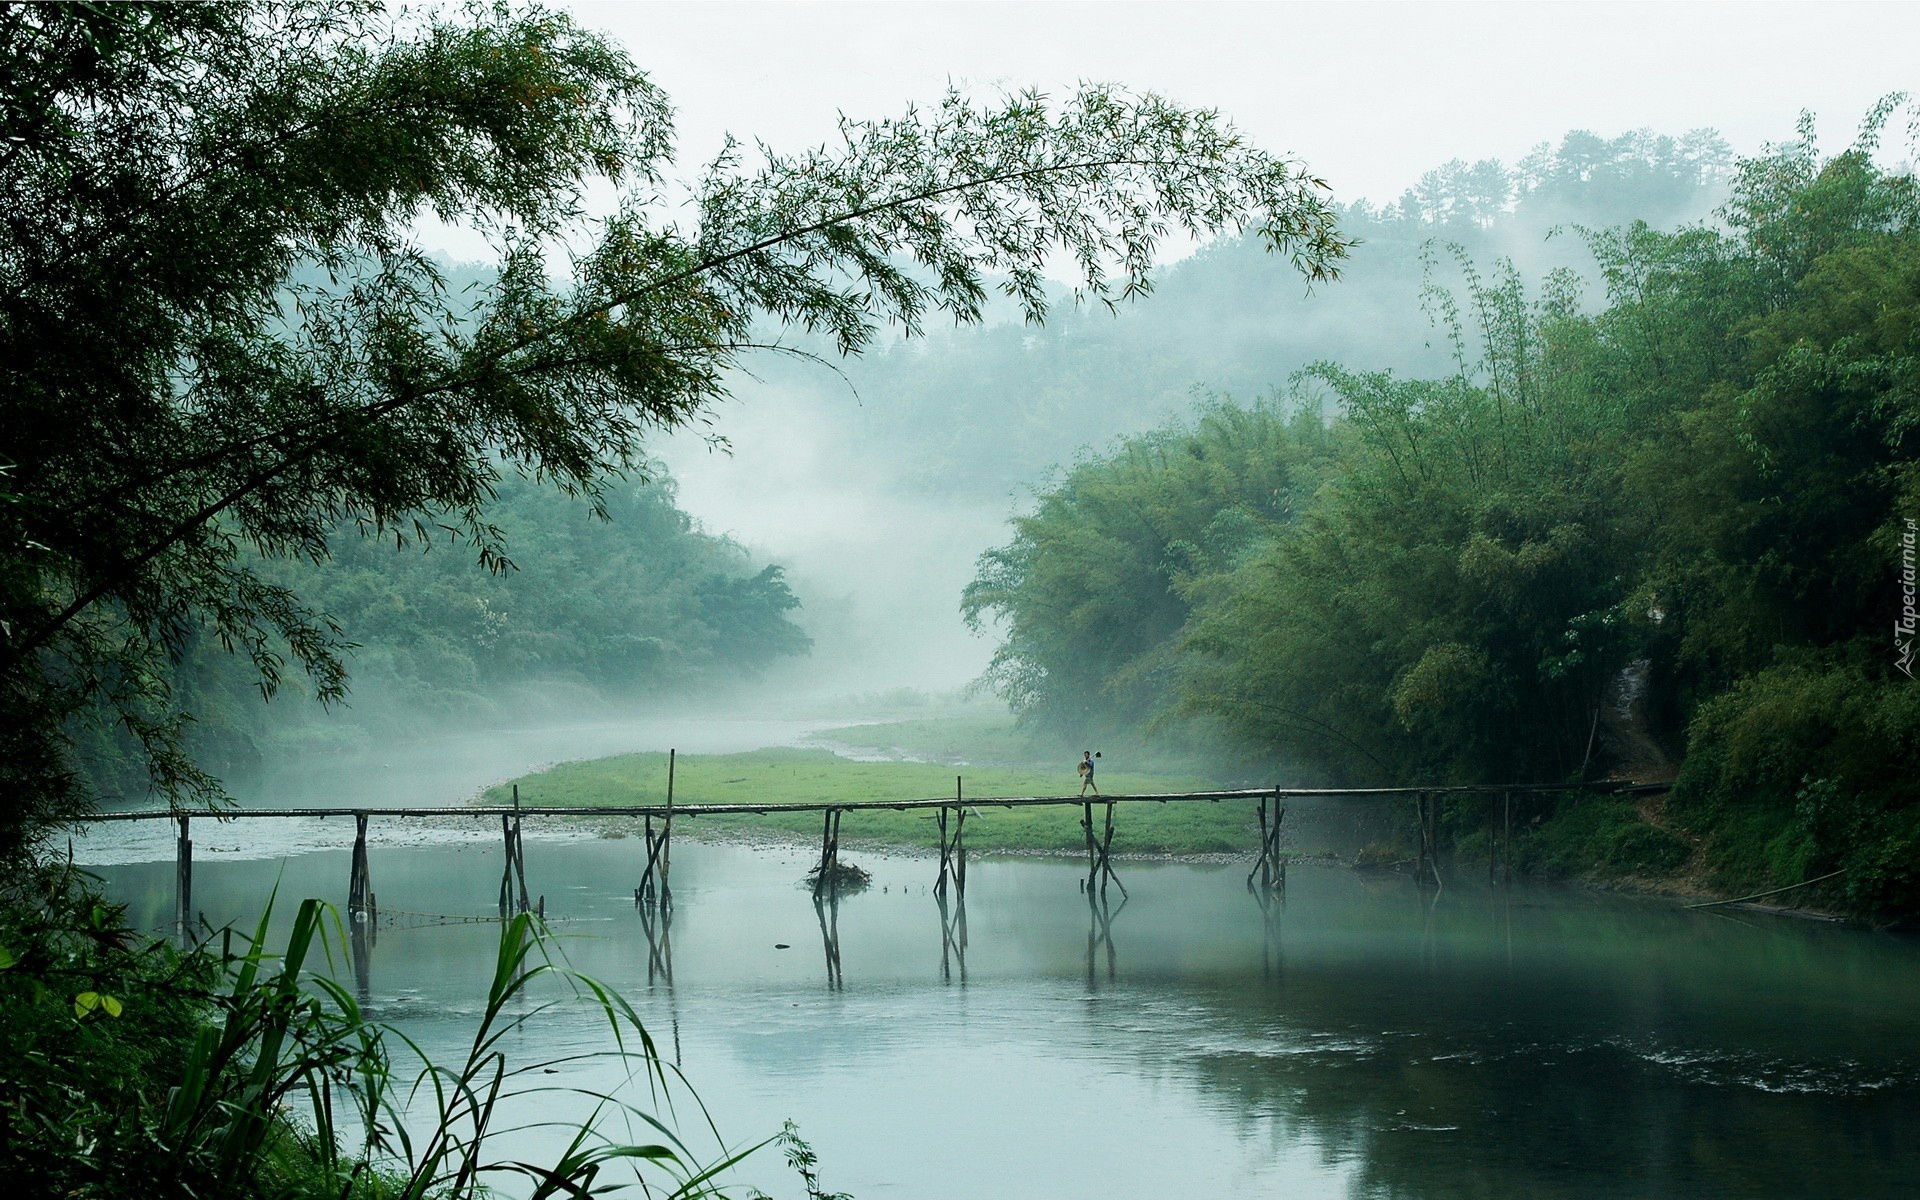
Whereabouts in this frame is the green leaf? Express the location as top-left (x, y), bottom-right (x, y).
top-left (72, 991), bottom-right (124, 1019)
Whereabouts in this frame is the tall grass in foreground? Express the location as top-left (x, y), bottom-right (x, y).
top-left (1, 867), bottom-right (843, 1198)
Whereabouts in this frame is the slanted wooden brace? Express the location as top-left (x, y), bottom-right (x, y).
top-left (1081, 799), bottom-right (1126, 898)
top-left (1247, 790), bottom-right (1287, 893)
top-left (635, 749), bottom-right (675, 907)
top-left (811, 807), bottom-right (844, 898)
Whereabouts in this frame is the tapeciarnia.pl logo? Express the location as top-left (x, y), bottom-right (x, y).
top-left (1899, 517), bottom-right (1917, 678)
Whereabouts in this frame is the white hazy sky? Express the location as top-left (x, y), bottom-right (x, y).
top-left (573, 0), bottom-right (1916, 204)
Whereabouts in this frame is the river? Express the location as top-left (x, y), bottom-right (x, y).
top-left (71, 716), bottom-right (1920, 1200)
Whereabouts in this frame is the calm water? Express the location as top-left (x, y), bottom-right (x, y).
top-left (88, 831), bottom-right (1920, 1200)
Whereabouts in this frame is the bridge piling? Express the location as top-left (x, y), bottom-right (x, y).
top-left (1096, 802), bottom-right (1125, 897)
top-left (934, 806), bottom-right (952, 897)
top-left (1502, 791), bottom-right (1513, 886)
top-left (174, 816), bottom-right (192, 943)
top-left (1248, 792), bottom-right (1287, 893)
top-left (499, 785), bottom-right (531, 916)
top-left (812, 808), bottom-right (844, 897)
top-left (815, 892), bottom-right (843, 990)
top-left (954, 775), bottom-right (967, 897)
top-left (1414, 791), bottom-right (1444, 890)
top-left (347, 812), bottom-right (373, 924)
top-left (661, 749), bottom-right (675, 901)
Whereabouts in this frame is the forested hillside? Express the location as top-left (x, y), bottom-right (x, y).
top-left (965, 117), bottom-right (1920, 918)
top-left (74, 472), bottom-right (810, 799)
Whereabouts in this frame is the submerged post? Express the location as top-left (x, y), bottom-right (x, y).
top-left (347, 812), bottom-right (372, 923)
top-left (500, 785), bottom-right (531, 917)
top-left (174, 816), bottom-right (192, 943)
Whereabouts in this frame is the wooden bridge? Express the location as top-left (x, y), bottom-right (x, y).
top-left (80, 753), bottom-right (1671, 941)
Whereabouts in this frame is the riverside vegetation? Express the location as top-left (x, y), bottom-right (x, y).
top-left (963, 107), bottom-right (1920, 922)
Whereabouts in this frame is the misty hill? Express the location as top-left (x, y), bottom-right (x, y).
top-left (75, 472), bottom-right (811, 799)
top-left (662, 127), bottom-right (1736, 691)
top-left (726, 127), bottom-right (1733, 502)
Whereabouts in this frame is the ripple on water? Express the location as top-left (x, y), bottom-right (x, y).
top-left (1604, 1036), bottom-right (1915, 1096)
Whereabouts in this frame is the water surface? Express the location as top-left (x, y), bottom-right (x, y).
top-left (91, 833), bottom-right (1920, 1200)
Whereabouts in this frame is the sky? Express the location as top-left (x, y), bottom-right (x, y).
top-left (428, 1), bottom-right (1920, 697)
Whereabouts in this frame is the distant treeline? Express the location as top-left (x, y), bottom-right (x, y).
top-left (965, 117), bottom-right (1920, 918)
top-left (748, 127), bottom-right (1735, 500)
top-left (75, 472), bottom-right (809, 796)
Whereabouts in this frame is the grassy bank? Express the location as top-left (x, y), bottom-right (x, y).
top-left (481, 741), bottom-right (1260, 855)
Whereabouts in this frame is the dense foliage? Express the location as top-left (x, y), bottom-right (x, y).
top-left (968, 111), bottom-right (1920, 917)
top-left (74, 470), bottom-right (810, 798)
top-left (0, 0), bottom-right (1349, 850)
top-left (0, 871), bottom-right (802, 1198)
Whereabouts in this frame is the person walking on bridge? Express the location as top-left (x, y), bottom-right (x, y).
top-left (1078, 750), bottom-right (1100, 797)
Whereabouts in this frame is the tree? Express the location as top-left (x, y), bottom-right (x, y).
top-left (0, 0), bottom-right (1349, 852)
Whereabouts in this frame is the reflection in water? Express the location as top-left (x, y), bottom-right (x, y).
top-left (936, 891), bottom-right (968, 985)
top-left (1253, 885), bottom-right (1284, 981)
top-left (815, 893), bottom-right (843, 991)
top-left (634, 894), bottom-right (681, 1065)
top-left (1084, 889), bottom-right (1124, 987)
top-left (85, 843), bottom-right (1920, 1200)
top-left (350, 911), bottom-right (374, 1006)
top-left (638, 894), bottom-right (674, 988)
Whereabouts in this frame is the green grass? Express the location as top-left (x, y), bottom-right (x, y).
top-left (483, 746), bottom-right (1263, 854)
top-left (811, 714), bottom-right (1043, 765)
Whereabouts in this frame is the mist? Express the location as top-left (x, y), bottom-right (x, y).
top-left (648, 131), bottom-right (1733, 714)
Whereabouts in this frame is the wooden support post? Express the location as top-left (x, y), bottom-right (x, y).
top-left (1503, 790), bottom-right (1513, 887)
top-left (1082, 800), bottom-right (1098, 888)
top-left (1415, 792), bottom-right (1430, 887)
top-left (934, 805), bottom-right (951, 898)
top-left (1413, 790), bottom-right (1444, 890)
top-left (348, 811), bottom-right (372, 923)
top-left (499, 812), bottom-right (514, 916)
top-left (1097, 801), bottom-right (1125, 897)
top-left (1248, 793), bottom-right (1287, 893)
top-left (1251, 796), bottom-right (1270, 892)
top-left (637, 814), bottom-right (657, 902)
top-left (512, 787), bottom-right (530, 915)
top-left (175, 816), bottom-right (192, 943)
top-left (954, 775), bottom-right (967, 898)
top-left (661, 749), bottom-right (675, 902)
top-left (1489, 793), bottom-right (1499, 885)
top-left (814, 807), bottom-right (842, 897)
top-left (815, 893), bottom-right (843, 991)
